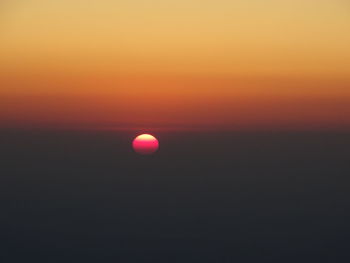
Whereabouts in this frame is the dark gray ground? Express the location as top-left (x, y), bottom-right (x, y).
top-left (1, 129), bottom-right (349, 262)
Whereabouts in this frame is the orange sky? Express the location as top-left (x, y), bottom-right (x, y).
top-left (1, 0), bottom-right (350, 130)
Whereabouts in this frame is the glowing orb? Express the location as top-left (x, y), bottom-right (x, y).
top-left (132, 134), bottom-right (159, 155)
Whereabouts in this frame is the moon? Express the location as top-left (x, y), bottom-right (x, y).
top-left (132, 134), bottom-right (159, 155)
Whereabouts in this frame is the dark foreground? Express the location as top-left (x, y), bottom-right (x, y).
top-left (0, 129), bottom-right (349, 262)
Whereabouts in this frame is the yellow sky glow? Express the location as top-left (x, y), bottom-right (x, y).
top-left (0, 0), bottom-right (349, 130)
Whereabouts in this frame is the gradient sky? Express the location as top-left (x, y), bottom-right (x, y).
top-left (1, 0), bottom-right (350, 130)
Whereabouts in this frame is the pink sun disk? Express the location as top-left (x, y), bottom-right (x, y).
top-left (132, 134), bottom-right (159, 155)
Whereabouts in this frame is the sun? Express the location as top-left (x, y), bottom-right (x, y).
top-left (132, 134), bottom-right (159, 155)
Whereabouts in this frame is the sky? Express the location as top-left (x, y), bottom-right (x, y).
top-left (0, 0), bottom-right (349, 130)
